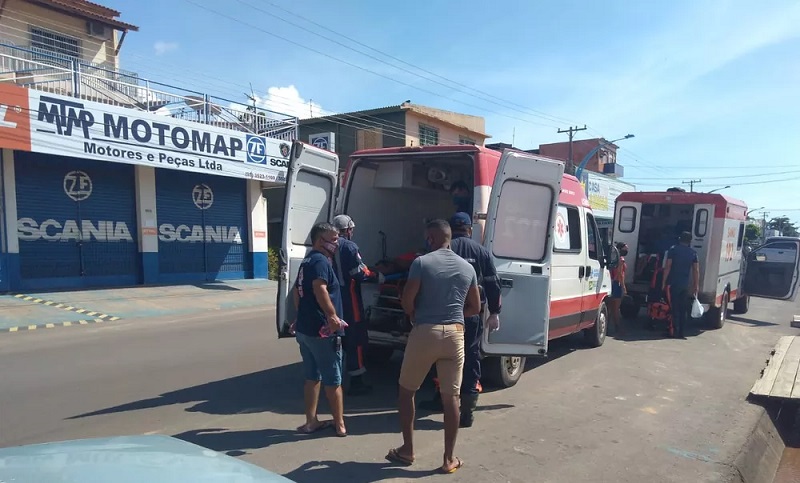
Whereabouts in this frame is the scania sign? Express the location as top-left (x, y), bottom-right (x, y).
top-left (17, 218), bottom-right (133, 242)
top-left (158, 224), bottom-right (242, 243)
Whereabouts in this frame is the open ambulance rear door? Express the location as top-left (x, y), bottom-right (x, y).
top-left (482, 151), bottom-right (564, 357)
top-left (276, 142), bottom-right (339, 337)
top-left (744, 239), bottom-right (800, 302)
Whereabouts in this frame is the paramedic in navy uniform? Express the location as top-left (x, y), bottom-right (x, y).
top-left (332, 214), bottom-right (383, 396)
top-left (662, 231), bottom-right (700, 339)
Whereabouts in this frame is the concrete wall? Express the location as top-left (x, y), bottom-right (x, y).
top-left (1, 0), bottom-right (115, 66)
top-left (405, 111), bottom-right (487, 147)
top-left (539, 138), bottom-right (618, 174)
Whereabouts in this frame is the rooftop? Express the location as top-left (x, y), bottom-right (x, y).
top-left (25, 0), bottom-right (139, 31)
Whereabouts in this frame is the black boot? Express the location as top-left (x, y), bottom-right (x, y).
top-left (459, 394), bottom-right (479, 428)
top-left (347, 375), bottom-right (372, 396)
top-left (418, 390), bottom-right (443, 412)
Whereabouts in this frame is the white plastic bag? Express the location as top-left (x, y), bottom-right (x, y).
top-left (691, 296), bottom-right (704, 318)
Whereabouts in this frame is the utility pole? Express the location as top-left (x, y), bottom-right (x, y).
top-left (557, 125), bottom-right (587, 174)
top-left (682, 179), bottom-right (702, 192)
top-left (762, 212), bottom-right (769, 242)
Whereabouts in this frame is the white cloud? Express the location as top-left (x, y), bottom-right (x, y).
top-left (232, 85), bottom-right (325, 120)
top-left (153, 41), bottom-right (179, 56)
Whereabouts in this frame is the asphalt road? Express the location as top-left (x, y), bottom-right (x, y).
top-left (1, 297), bottom-right (799, 482)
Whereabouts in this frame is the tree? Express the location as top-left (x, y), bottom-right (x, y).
top-left (745, 223), bottom-right (761, 241)
top-left (767, 217), bottom-right (799, 237)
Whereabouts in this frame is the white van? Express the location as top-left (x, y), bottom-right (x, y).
top-left (276, 142), bottom-right (612, 388)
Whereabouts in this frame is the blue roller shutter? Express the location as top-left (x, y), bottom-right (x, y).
top-left (155, 169), bottom-right (250, 282)
top-left (14, 151), bottom-right (139, 290)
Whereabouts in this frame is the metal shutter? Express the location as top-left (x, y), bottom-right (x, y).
top-left (155, 170), bottom-right (250, 281)
top-left (15, 152), bottom-right (139, 290)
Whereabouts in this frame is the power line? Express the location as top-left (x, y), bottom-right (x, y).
top-left (682, 179), bottom-right (702, 192)
top-left (556, 125), bottom-right (587, 173)
top-left (626, 169), bottom-right (800, 181)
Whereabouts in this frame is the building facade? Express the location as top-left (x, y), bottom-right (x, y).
top-left (0, 1), bottom-right (298, 291)
top-left (538, 137), bottom-right (624, 177)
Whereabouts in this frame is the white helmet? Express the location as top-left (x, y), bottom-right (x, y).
top-left (332, 214), bottom-right (355, 231)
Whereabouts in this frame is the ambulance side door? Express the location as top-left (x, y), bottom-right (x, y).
top-left (276, 142), bottom-right (339, 337)
top-left (482, 151), bottom-right (563, 357)
top-left (745, 240), bottom-right (800, 302)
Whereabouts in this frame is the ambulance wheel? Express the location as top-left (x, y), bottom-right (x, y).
top-left (584, 302), bottom-right (608, 348)
top-left (483, 356), bottom-right (525, 388)
top-left (620, 302), bottom-right (640, 320)
top-left (707, 290), bottom-right (729, 329)
top-left (732, 295), bottom-right (750, 315)
top-left (366, 346), bottom-right (395, 364)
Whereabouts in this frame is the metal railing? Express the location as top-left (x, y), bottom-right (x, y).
top-left (0, 42), bottom-right (298, 140)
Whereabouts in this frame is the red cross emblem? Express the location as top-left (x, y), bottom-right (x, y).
top-left (557, 217), bottom-right (566, 238)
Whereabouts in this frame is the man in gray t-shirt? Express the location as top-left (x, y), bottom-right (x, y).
top-left (386, 220), bottom-right (480, 474)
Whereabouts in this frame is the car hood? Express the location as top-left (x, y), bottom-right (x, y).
top-left (0, 435), bottom-right (294, 482)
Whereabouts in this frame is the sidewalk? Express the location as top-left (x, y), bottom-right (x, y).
top-left (0, 280), bottom-right (277, 332)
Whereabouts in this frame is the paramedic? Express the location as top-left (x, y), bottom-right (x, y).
top-left (450, 180), bottom-right (472, 215)
top-left (662, 231), bottom-right (700, 339)
top-left (421, 212), bottom-right (501, 427)
top-left (332, 214), bottom-right (383, 396)
top-left (292, 222), bottom-right (347, 437)
top-left (387, 219), bottom-right (480, 474)
top-left (608, 242), bottom-right (628, 334)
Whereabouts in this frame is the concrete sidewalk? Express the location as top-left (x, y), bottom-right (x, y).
top-left (0, 280), bottom-right (276, 331)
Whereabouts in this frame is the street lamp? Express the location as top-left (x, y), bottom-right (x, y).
top-left (707, 185), bottom-right (731, 194)
top-left (746, 206), bottom-right (764, 217)
top-left (574, 134), bottom-right (634, 179)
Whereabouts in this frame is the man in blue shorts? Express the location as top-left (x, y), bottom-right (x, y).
top-left (293, 222), bottom-right (347, 437)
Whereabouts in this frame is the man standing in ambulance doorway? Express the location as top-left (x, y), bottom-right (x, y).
top-left (332, 214), bottom-right (384, 396)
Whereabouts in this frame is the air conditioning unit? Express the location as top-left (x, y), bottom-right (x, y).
top-left (86, 21), bottom-right (109, 39)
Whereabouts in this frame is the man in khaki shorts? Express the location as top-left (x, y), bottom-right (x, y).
top-left (385, 219), bottom-right (481, 474)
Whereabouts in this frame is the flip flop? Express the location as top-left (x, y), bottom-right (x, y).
top-left (385, 448), bottom-right (414, 466)
top-left (439, 457), bottom-right (464, 474)
top-left (336, 429), bottom-right (348, 438)
top-left (296, 420), bottom-right (333, 434)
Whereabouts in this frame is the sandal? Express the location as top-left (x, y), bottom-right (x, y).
top-left (385, 448), bottom-right (414, 466)
top-left (439, 457), bottom-right (464, 474)
top-left (296, 420), bottom-right (333, 434)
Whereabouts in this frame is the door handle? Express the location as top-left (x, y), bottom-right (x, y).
top-left (578, 266), bottom-right (585, 278)
top-left (585, 265), bottom-right (592, 278)
top-left (499, 278), bottom-right (513, 288)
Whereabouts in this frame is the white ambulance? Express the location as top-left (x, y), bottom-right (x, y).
top-left (612, 191), bottom-right (800, 328)
top-left (276, 142), bottom-right (612, 388)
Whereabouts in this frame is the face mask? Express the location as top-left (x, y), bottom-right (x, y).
top-left (323, 240), bottom-right (338, 254)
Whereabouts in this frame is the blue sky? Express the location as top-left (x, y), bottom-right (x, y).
top-left (107, 0), bottom-right (799, 224)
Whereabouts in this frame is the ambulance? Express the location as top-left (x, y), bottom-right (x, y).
top-left (276, 142), bottom-right (612, 388)
top-left (612, 191), bottom-right (800, 328)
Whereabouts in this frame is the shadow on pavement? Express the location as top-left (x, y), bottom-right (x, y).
top-left (729, 315), bottom-right (780, 327)
top-left (284, 460), bottom-right (437, 483)
top-left (191, 283), bottom-right (243, 292)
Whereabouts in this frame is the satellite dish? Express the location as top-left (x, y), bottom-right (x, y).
top-left (185, 95), bottom-right (222, 116)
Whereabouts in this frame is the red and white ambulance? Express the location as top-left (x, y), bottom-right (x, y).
top-left (276, 142), bottom-right (612, 388)
top-left (612, 191), bottom-right (800, 328)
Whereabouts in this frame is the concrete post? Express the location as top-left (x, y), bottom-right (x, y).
top-left (1, 149), bottom-right (18, 291)
top-left (134, 165), bottom-right (159, 284)
top-left (247, 179), bottom-right (268, 278)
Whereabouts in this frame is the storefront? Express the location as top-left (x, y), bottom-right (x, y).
top-left (580, 171), bottom-right (635, 246)
top-left (0, 84), bottom-right (289, 291)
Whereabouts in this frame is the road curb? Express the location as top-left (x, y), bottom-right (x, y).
top-left (729, 400), bottom-right (795, 483)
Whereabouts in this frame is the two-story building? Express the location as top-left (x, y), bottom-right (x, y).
top-left (0, 0), bottom-right (299, 291)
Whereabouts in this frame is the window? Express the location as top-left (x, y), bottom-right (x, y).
top-left (30, 27), bottom-right (80, 60)
top-left (618, 206), bottom-right (637, 233)
top-left (554, 205), bottom-right (582, 252)
top-left (586, 214), bottom-right (599, 260)
top-left (356, 128), bottom-right (383, 150)
top-left (491, 180), bottom-right (552, 261)
top-left (694, 209), bottom-right (709, 237)
top-left (419, 124), bottom-right (439, 146)
top-left (737, 223), bottom-right (745, 250)
top-left (290, 170), bottom-right (333, 246)
top-left (459, 136), bottom-right (476, 145)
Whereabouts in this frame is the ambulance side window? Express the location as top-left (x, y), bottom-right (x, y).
top-left (586, 213), bottom-right (599, 260)
top-left (737, 223), bottom-right (745, 250)
top-left (554, 205), bottom-right (582, 253)
top-left (618, 206), bottom-right (636, 233)
top-left (694, 209), bottom-right (709, 238)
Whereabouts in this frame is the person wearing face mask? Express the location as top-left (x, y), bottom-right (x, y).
top-left (331, 214), bottom-right (385, 396)
top-left (450, 181), bottom-right (472, 215)
top-left (292, 222), bottom-right (347, 437)
top-left (608, 241), bottom-right (629, 335)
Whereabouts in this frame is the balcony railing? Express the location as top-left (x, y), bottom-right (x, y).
top-left (0, 42), bottom-right (298, 141)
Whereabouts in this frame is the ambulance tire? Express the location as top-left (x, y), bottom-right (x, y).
top-left (732, 295), bottom-right (750, 315)
top-left (483, 356), bottom-right (525, 388)
top-left (584, 302), bottom-right (608, 348)
top-left (706, 290), bottom-right (729, 329)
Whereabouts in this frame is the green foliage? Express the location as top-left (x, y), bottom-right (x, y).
top-left (268, 247), bottom-right (280, 280)
top-left (768, 217), bottom-right (799, 237)
top-left (744, 223), bottom-right (761, 241)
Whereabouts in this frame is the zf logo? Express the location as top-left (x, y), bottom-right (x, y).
top-left (192, 184), bottom-right (214, 210)
top-left (245, 135), bottom-right (267, 165)
top-left (63, 171), bottom-right (92, 201)
top-left (270, 158), bottom-right (289, 168)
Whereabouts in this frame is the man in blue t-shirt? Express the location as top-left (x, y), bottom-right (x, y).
top-left (293, 222), bottom-right (347, 437)
top-left (662, 231), bottom-right (700, 339)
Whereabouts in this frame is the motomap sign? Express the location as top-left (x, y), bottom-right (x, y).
top-left (0, 84), bottom-right (291, 182)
